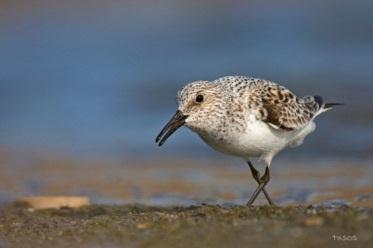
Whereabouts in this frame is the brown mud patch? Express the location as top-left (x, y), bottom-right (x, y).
top-left (0, 204), bottom-right (371, 248)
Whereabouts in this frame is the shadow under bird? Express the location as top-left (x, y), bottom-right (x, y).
top-left (156, 76), bottom-right (342, 206)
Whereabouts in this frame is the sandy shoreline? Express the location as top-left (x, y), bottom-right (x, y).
top-left (0, 204), bottom-right (371, 247)
top-left (0, 154), bottom-right (372, 207)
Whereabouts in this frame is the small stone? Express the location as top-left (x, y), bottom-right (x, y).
top-left (15, 196), bottom-right (90, 210)
top-left (304, 216), bottom-right (324, 226)
top-left (136, 223), bottom-right (150, 229)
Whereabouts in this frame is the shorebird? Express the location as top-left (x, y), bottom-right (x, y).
top-left (155, 76), bottom-right (341, 206)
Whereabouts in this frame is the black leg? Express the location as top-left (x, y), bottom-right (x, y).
top-left (246, 166), bottom-right (272, 206)
top-left (247, 161), bottom-right (274, 206)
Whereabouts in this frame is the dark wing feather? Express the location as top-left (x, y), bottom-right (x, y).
top-left (248, 80), bottom-right (322, 130)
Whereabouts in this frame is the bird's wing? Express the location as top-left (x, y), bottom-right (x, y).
top-left (247, 79), bottom-right (322, 130)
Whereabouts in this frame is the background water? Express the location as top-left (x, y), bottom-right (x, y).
top-left (0, 0), bottom-right (372, 160)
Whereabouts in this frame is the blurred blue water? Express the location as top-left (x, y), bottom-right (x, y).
top-left (0, 0), bottom-right (372, 159)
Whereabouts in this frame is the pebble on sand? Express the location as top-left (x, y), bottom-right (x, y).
top-left (15, 196), bottom-right (90, 210)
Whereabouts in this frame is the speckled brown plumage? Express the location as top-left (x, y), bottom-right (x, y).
top-left (156, 75), bottom-right (341, 206)
top-left (246, 79), bottom-right (322, 130)
top-left (159, 75), bottom-right (338, 166)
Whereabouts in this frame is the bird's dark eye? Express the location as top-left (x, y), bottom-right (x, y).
top-left (196, 95), bottom-right (204, 103)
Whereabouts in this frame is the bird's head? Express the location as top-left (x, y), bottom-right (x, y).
top-left (155, 80), bottom-right (223, 146)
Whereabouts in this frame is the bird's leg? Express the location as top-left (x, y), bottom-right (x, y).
top-left (246, 166), bottom-right (272, 206)
top-left (247, 161), bottom-right (274, 206)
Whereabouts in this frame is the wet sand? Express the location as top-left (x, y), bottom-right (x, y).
top-left (0, 152), bottom-right (372, 207)
top-left (0, 152), bottom-right (372, 247)
top-left (0, 204), bottom-right (372, 247)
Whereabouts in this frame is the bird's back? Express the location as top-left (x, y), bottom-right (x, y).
top-left (214, 76), bottom-right (325, 131)
top-left (207, 76), bottom-right (330, 161)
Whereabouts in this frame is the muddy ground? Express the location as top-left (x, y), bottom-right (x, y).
top-left (0, 153), bottom-right (371, 247)
top-left (1, 155), bottom-right (372, 207)
top-left (0, 204), bottom-right (371, 248)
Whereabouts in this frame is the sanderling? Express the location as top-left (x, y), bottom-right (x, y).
top-left (155, 76), bottom-right (342, 206)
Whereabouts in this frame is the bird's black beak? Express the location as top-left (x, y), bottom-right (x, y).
top-left (155, 110), bottom-right (188, 146)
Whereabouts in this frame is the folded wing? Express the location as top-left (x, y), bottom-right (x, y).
top-left (248, 80), bottom-right (322, 131)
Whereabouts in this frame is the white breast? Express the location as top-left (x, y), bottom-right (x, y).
top-left (197, 117), bottom-right (316, 162)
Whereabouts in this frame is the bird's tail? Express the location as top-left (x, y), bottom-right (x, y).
top-left (323, 102), bottom-right (345, 109)
top-left (313, 95), bottom-right (344, 115)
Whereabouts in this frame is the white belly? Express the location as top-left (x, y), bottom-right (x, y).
top-left (197, 120), bottom-right (316, 160)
